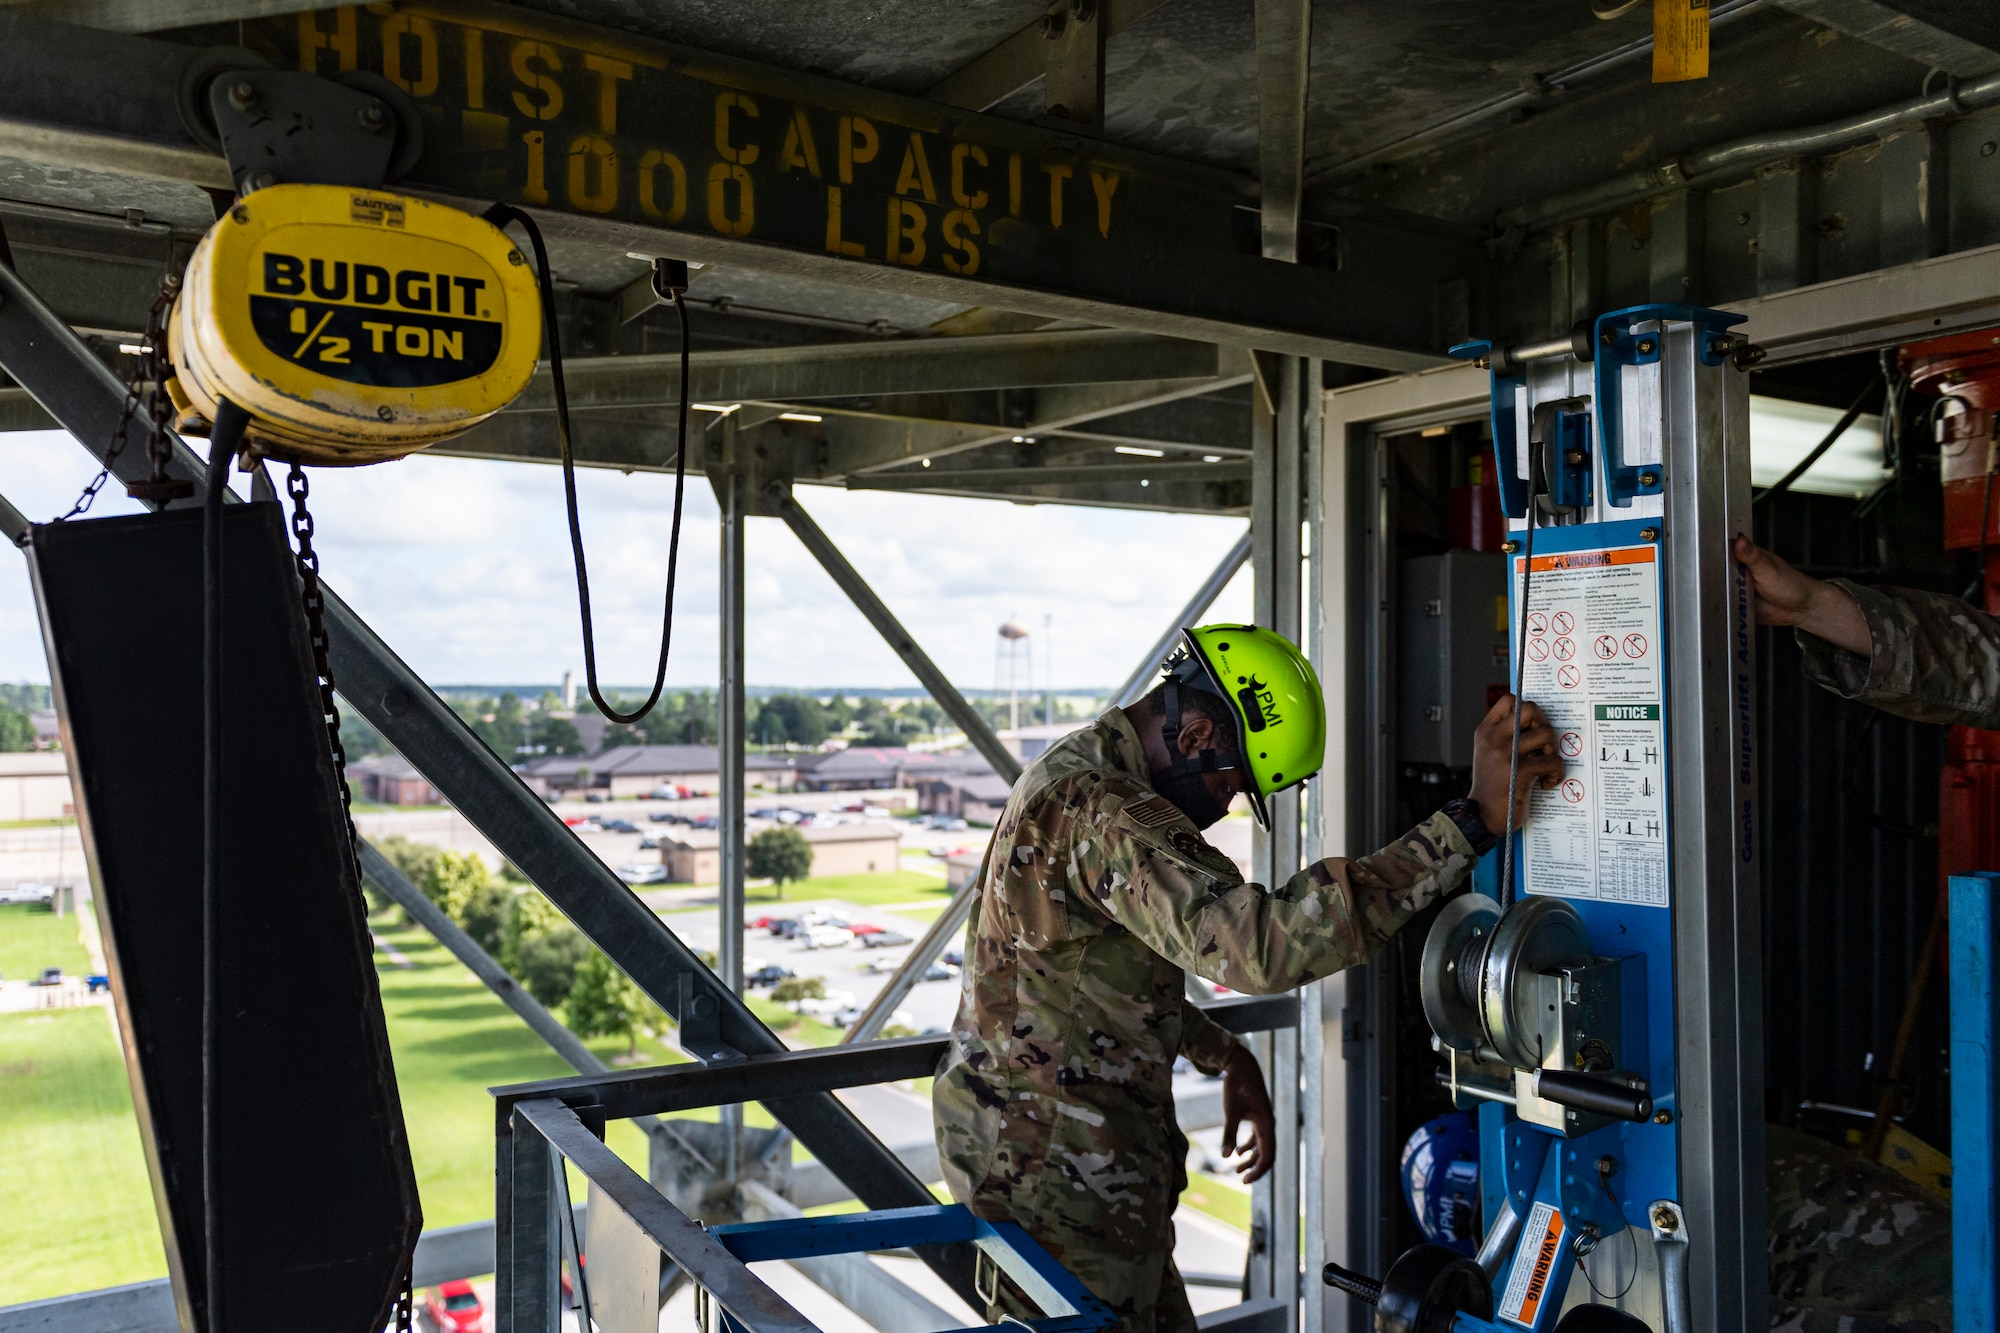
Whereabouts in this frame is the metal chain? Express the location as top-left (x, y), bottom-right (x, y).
top-left (56, 276), bottom-right (181, 521)
top-left (284, 463), bottom-right (358, 853)
top-left (394, 1272), bottom-right (413, 1333)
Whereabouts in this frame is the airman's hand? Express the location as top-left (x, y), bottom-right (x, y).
top-left (1220, 1044), bottom-right (1276, 1185)
top-left (1469, 693), bottom-right (1563, 834)
top-left (1734, 536), bottom-right (1869, 655)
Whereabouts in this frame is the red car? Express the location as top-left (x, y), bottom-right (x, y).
top-left (848, 922), bottom-right (884, 936)
top-left (423, 1280), bottom-right (485, 1333)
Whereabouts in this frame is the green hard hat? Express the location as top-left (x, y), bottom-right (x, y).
top-left (1178, 623), bottom-right (1327, 825)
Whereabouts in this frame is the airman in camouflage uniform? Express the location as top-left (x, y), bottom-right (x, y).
top-left (1737, 537), bottom-right (2000, 726)
top-left (1797, 579), bottom-right (2000, 728)
top-left (932, 705), bottom-right (1519, 1332)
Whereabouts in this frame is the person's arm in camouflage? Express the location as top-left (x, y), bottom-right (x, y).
top-left (1072, 786), bottom-right (1478, 996)
top-left (1737, 538), bottom-right (2000, 728)
top-left (1178, 996), bottom-right (1241, 1074)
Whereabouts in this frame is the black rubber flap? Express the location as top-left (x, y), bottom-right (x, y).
top-left (28, 504), bottom-right (419, 1333)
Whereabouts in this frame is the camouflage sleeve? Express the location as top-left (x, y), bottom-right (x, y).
top-left (1178, 1000), bottom-right (1241, 1075)
top-left (1798, 580), bottom-right (2000, 729)
top-left (1074, 782), bottom-right (1477, 995)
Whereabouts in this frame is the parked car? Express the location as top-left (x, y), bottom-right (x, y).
top-left (848, 922), bottom-right (885, 936)
top-left (561, 815), bottom-right (597, 830)
top-left (85, 974), bottom-right (111, 994)
top-left (601, 818), bottom-right (640, 833)
top-left (746, 964), bottom-right (795, 988)
top-left (638, 836), bottom-right (659, 850)
top-left (584, 792), bottom-right (606, 803)
top-left (766, 918), bottom-right (801, 938)
top-left (800, 909), bottom-right (849, 929)
top-left (650, 784), bottom-right (688, 800)
top-left (617, 864), bottom-right (668, 884)
top-left (859, 805), bottom-right (890, 819)
top-left (802, 925), bottom-right (854, 950)
top-left (689, 815), bottom-right (720, 831)
top-left (923, 963), bottom-right (958, 983)
top-left (0, 883), bottom-right (54, 906)
top-left (859, 930), bottom-right (912, 949)
top-left (31, 967), bottom-right (62, 986)
top-left (649, 811), bottom-right (676, 823)
top-left (934, 817), bottom-right (968, 831)
top-left (423, 1279), bottom-right (486, 1333)
top-left (942, 948), bottom-right (963, 967)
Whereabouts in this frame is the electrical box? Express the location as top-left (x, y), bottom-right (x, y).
top-left (1399, 551), bottom-right (1508, 767)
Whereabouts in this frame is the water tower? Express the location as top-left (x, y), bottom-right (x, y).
top-left (996, 618), bottom-right (1030, 732)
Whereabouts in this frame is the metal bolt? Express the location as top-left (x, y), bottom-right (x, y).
top-left (1639, 526), bottom-right (1659, 541)
top-left (1984, 141), bottom-right (1998, 158)
top-left (1637, 338), bottom-right (1657, 354)
top-left (1070, 0), bottom-right (1098, 19)
top-left (1563, 449), bottom-right (1585, 466)
top-left (230, 205), bottom-right (250, 224)
top-left (242, 169), bottom-right (279, 193)
top-left (1639, 471), bottom-right (1658, 487)
top-left (508, 249), bottom-right (527, 265)
top-left (227, 80), bottom-right (258, 111)
top-left (1501, 540), bottom-right (1520, 554)
top-left (1651, 1204), bottom-right (1679, 1233)
top-left (377, 405), bottom-right (395, 421)
top-left (1594, 1155), bottom-right (1617, 1176)
top-left (1600, 328), bottom-right (1617, 347)
top-left (1040, 10), bottom-right (1066, 37)
top-left (1653, 1109), bottom-right (1673, 1125)
top-left (358, 101), bottom-right (388, 132)
top-left (1474, 356), bottom-right (1490, 370)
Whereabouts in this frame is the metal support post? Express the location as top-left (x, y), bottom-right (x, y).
top-left (1299, 359), bottom-right (1329, 1333)
top-left (1952, 872), bottom-right (2000, 1333)
top-left (0, 258), bottom-right (976, 1303)
top-left (1248, 356), bottom-right (1305, 1329)
top-left (1111, 531), bottom-right (1253, 708)
top-left (496, 1106), bottom-right (560, 1333)
top-left (716, 420), bottom-right (747, 997)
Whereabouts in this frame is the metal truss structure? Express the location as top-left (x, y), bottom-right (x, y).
top-left (4, 2), bottom-right (2000, 1332)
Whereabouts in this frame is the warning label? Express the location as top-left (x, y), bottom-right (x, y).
top-left (1514, 545), bottom-right (1669, 908)
top-left (1499, 1200), bottom-right (1567, 1327)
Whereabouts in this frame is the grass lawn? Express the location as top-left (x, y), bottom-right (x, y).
top-left (749, 870), bottom-right (957, 908)
top-left (0, 902), bottom-right (92, 981)
top-left (0, 1007), bottom-right (165, 1303)
top-left (1179, 1171), bottom-right (1252, 1232)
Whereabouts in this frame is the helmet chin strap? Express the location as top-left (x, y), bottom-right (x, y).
top-left (1156, 678), bottom-right (1239, 781)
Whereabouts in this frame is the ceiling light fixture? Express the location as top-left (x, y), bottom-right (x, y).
top-left (778, 412), bottom-right (823, 422)
top-left (1114, 445), bottom-right (1166, 458)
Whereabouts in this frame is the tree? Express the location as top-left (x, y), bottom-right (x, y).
top-left (0, 708), bottom-right (32, 752)
top-left (375, 835), bottom-right (441, 891)
top-left (755, 694), bottom-right (827, 748)
top-left (566, 951), bottom-right (642, 1056)
top-left (746, 828), bottom-right (812, 896)
top-left (527, 713), bottom-right (580, 755)
top-left (771, 975), bottom-right (826, 1005)
top-left (503, 894), bottom-right (589, 1006)
top-left (458, 882), bottom-right (517, 956)
top-left (423, 849), bottom-right (491, 921)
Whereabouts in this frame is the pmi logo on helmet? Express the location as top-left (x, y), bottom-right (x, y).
top-left (250, 249), bottom-right (503, 388)
top-left (1236, 675), bottom-right (1282, 733)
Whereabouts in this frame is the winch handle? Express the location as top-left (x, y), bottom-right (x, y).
top-left (1533, 1070), bottom-right (1653, 1122)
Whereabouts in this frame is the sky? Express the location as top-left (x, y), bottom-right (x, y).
top-left (0, 430), bottom-right (1251, 694)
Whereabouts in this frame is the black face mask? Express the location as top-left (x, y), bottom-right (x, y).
top-left (1154, 768), bottom-right (1231, 830)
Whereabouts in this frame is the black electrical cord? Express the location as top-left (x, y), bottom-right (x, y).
top-left (483, 203), bottom-right (690, 726)
top-left (201, 397), bottom-right (249, 1333)
top-left (1575, 1162), bottom-right (1639, 1301)
top-left (1497, 473), bottom-right (1540, 912)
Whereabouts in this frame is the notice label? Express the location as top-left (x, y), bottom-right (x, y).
top-left (1498, 1200), bottom-right (1566, 1327)
top-left (1514, 545), bottom-right (1669, 907)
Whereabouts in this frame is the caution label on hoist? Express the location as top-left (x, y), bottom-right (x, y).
top-left (1514, 544), bottom-right (1669, 908)
top-left (1498, 1200), bottom-right (1566, 1327)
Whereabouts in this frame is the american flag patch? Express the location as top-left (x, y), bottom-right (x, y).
top-left (1122, 795), bottom-right (1183, 828)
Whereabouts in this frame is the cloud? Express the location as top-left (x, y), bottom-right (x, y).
top-left (0, 433), bottom-right (1250, 691)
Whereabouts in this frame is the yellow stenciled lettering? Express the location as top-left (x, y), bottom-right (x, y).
top-left (951, 143), bottom-right (989, 210)
top-left (942, 208), bottom-right (980, 275)
top-left (838, 115), bottom-right (878, 185)
top-left (567, 134), bottom-right (618, 213)
top-left (583, 53), bottom-right (633, 134)
top-left (638, 150), bottom-right (688, 222)
top-left (396, 326), bottom-right (429, 357)
top-left (380, 13), bottom-right (439, 98)
top-left (886, 199), bottom-right (926, 266)
top-left (510, 40), bottom-right (563, 120)
top-left (715, 92), bottom-right (761, 166)
top-left (1008, 151), bottom-right (1022, 217)
top-left (780, 109), bottom-right (821, 177)
top-left (464, 27), bottom-right (485, 109)
top-left (361, 321), bottom-right (393, 353)
top-left (825, 186), bottom-right (863, 257)
top-left (522, 130), bottom-right (548, 204)
top-left (297, 7), bottom-right (356, 73)
top-left (433, 329), bottom-right (463, 360)
top-left (708, 163), bottom-right (754, 236)
top-left (1089, 168), bottom-right (1119, 238)
top-left (895, 133), bottom-right (937, 202)
top-left (317, 336), bottom-right (350, 365)
top-left (1043, 163), bottom-right (1073, 228)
